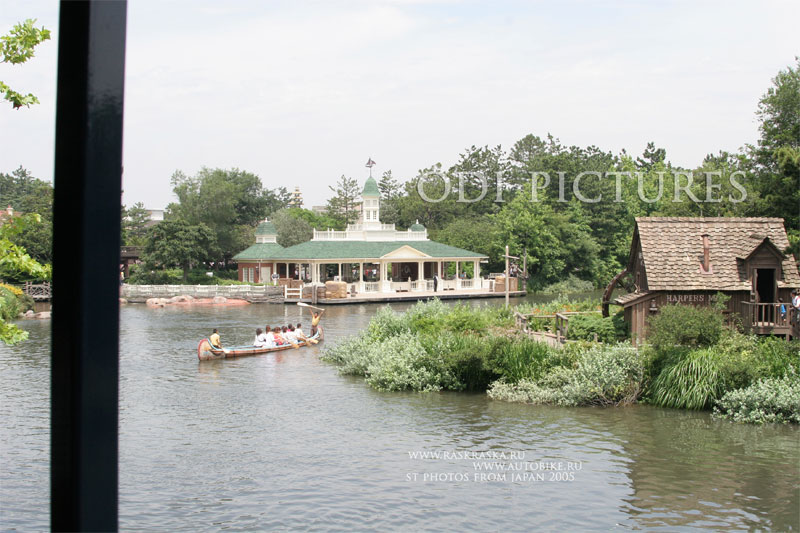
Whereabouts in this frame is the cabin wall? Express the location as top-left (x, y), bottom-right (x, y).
top-left (626, 290), bottom-right (750, 345)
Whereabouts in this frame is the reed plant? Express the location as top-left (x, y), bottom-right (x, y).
top-left (650, 348), bottom-right (725, 410)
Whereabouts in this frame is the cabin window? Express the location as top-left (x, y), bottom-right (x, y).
top-left (754, 268), bottom-right (776, 303)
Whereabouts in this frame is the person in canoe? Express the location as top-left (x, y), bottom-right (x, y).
top-left (310, 309), bottom-right (325, 336)
top-left (209, 328), bottom-right (222, 349)
top-left (282, 325), bottom-right (300, 348)
top-left (295, 322), bottom-right (318, 345)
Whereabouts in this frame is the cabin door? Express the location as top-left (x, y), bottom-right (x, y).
top-left (262, 266), bottom-right (271, 283)
top-left (754, 268), bottom-right (776, 303)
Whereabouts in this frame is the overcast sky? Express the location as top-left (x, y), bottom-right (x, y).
top-left (1, 0), bottom-right (798, 210)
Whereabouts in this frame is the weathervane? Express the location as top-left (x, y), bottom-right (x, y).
top-left (365, 157), bottom-right (376, 177)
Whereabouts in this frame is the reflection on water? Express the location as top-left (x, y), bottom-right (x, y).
top-left (1, 300), bottom-right (798, 531)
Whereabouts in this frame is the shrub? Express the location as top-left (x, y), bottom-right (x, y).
top-left (647, 304), bottom-right (726, 352)
top-left (713, 376), bottom-right (800, 424)
top-left (650, 348), bottom-right (725, 410)
top-left (539, 275), bottom-right (595, 295)
top-left (488, 344), bottom-right (644, 407)
top-left (566, 314), bottom-right (618, 343)
top-left (320, 333), bottom-right (375, 376)
top-left (492, 337), bottom-right (553, 384)
top-left (364, 333), bottom-right (458, 392)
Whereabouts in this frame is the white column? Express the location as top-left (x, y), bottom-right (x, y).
top-left (358, 262), bottom-right (364, 292)
top-left (456, 261), bottom-right (461, 290)
top-left (417, 261), bottom-right (424, 291)
top-left (474, 260), bottom-right (481, 289)
top-left (381, 261), bottom-right (391, 293)
top-left (337, 263), bottom-right (341, 280)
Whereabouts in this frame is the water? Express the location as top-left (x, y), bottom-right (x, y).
top-left (1, 300), bottom-right (798, 531)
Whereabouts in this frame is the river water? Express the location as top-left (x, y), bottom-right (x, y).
top-left (1, 298), bottom-right (798, 531)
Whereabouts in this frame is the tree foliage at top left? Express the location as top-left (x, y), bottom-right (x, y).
top-left (0, 19), bottom-right (51, 109)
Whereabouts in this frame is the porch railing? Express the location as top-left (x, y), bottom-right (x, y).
top-left (363, 282), bottom-right (380, 293)
top-left (740, 302), bottom-right (794, 336)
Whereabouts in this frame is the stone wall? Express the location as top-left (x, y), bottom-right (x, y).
top-left (122, 284), bottom-right (285, 303)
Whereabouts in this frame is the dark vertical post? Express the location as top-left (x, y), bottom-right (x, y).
top-left (51, 1), bottom-right (127, 531)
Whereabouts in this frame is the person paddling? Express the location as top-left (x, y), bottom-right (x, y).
top-left (310, 309), bottom-right (325, 336)
top-left (209, 328), bottom-right (222, 349)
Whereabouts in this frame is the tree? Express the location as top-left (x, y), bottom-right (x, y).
top-left (0, 167), bottom-right (53, 263)
top-left (0, 214), bottom-right (51, 344)
top-left (122, 202), bottom-right (150, 246)
top-left (167, 167), bottom-right (285, 261)
top-left (749, 58), bottom-right (800, 243)
top-left (378, 170), bottom-right (401, 225)
top-left (272, 209), bottom-right (313, 247)
top-left (142, 219), bottom-right (215, 282)
top-left (1, 19), bottom-right (51, 109)
top-left (325, 175), bottom-right (361, 226)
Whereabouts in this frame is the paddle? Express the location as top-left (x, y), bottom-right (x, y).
top-left (297, 302), bottom-right (325, 311)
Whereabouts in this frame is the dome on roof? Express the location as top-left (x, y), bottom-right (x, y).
top-left (362, 177), bottom-right (380, 196)
top-left (409, 219), bottom-right (425, 231)
top-left (256, 220), bottom-right (277, 235)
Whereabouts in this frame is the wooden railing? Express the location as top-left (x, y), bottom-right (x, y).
top-left (24, 282), bottom-right (52, 301)
top-left (740, 302), bottom-right (795, 338)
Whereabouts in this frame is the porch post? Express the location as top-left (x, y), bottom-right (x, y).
top-left (456, 260), bottom-right (461, 290)
top-left (381, 261), bottom-right (391, 293)
top-left (417, 261), bottom-right (424, 291)
top-left (358, 262), bottom-right (364, 292)
top-left (474, 260), bottom-right (481, 289)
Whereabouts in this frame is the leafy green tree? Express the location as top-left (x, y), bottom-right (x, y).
top-left (431, 216), bottom-right (501, 273)
top-left (325, 175), bottom-right (361, 226)
top-left (492, 185), bottom-right (600, 289)
top-left (748, 58), bottom-right (800, 253)
top-left (1, 19), bottom-right (51, 109)
top-left (272, 209), bottom-right (313, 247)
top-left (142, 219), bottom-right (215, 282)
top-left (378, 170), bottom-right (401, 225)
top-left (122, 202), bottom-right (150, 246)
top-left (0, 167), bottom-right (53, 264)
top-left (0, 214), bottom-right (51, 344)
top-left (167, 167), bottom-right (286, 261)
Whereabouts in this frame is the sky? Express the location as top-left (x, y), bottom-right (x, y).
top-left (1, 0), bottom-right (799, 210)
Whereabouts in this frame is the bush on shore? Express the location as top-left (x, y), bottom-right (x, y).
top-left (487, 344), bottom-right (644, 407)
top-left (322, 299), bottom-right (799, 424)
top-left (713, 375), bottom-right (800, 424)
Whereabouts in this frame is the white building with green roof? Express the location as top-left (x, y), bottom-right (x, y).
top-left (233, 177), bottom-right (490, 295)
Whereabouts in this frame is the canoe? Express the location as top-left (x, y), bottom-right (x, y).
top-left (197, 326), bottom-right (324, 360)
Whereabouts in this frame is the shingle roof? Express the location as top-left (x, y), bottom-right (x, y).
top-left (614, 291), bottom-right (652, 306)
top-left (256, 220), bottom-right (277, 235)
top-left (234, 240), bottom-right (486, 261)
top-left (634, 217), bottom-right (800, 291)
top-left (232, 243), bottom-right (284, 261)
top-left (362, 177), bottom-right (379, 196)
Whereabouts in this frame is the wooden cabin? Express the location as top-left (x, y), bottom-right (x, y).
top-left (605, 218), bottom-right (800, 345)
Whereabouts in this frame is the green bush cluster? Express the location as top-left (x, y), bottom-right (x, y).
top-left (713, 375), bottom-right (800, 424)
top-left (488, 344), bottom-right (644, 407)
top-left (323, 299), bottom-right (799, 424)
top-left (0, 285), bottom-right (34, 344)
top-left (539, 275), bottom-right (595, 295)
top-left (643, 303), bottom-right (799, 419)
top-left (566, 313), bottom-right (627, 343)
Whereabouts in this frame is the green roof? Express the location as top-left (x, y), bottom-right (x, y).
top-left (362, 177), bottom-right (379, 196)
top-left (256, 220), bottom-right (277, 235)
top-left (409, 221), bottom-right (425, 231)
top-left (233, 240), bottom-right (485, 261)
top-left (232, 242), bottom-right (284, 260)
